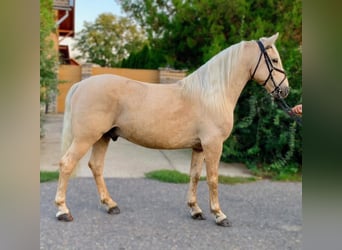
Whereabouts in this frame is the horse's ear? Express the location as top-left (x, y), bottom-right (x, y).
top-left (260, 32), bottom-right (279, 47)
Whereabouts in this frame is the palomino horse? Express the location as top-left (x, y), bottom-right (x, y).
top-left (55, 33), bottom-right (289, 227)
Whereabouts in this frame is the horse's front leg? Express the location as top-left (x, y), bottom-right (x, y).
top-left (203, 142), bottom-right (232, 227)
top-left (187, 149), bottom-right (206, 220)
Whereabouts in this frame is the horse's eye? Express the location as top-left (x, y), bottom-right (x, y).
top-left (272, 58), bottom-right (278, 64)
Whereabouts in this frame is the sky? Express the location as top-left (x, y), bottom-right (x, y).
top-left (74, 0), bottom-right (124, 33)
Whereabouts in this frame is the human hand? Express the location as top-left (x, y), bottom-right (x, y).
top-left (291, 104), bottom-right (302, 115)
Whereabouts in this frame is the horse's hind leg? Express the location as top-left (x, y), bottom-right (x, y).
top-left (88, 136), bottom-right (120, 214)
top-left (187, 149), bottom-right (206, 220)
top-left (55, 140), bottom-right (92, 221)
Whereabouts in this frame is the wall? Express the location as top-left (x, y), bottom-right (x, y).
top-left (92, 67), bottom-right (160, 83)
top-left (55, 66), bottom-right (188, 113)
top-left (56, 65), bottom-right (81, 113)
top-left (159, 67), bottom-right (188, 84)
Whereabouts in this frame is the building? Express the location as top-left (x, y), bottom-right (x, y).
top-left (54, 0), bottom-right (77, 66)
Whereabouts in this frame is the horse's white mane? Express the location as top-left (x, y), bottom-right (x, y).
top-left (180, 41), bottom-right (245, 114)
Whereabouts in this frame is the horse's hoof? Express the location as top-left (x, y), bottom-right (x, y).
top-left (216, 218), bottom-right (232, 227)
top-left (108, 206), bottom-right (120, 215)
top-left (191, 212), bottom-right (206, 220)
top-left (57, 213), bottom-right (73, 222)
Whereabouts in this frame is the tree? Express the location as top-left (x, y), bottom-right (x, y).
top-left (73, 13), bottom-right (147, 67)
top-left (119, 0), bottom-right (301, 68)
top-left (121, 44), bottom-right (166, 69)
top-left (119, 0), bottom-right (249, 69)
top-left (40, 0), bottom-right (59, 114)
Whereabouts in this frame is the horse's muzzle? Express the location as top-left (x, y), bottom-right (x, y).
top-left (272, 86), bottom-right (290, 99)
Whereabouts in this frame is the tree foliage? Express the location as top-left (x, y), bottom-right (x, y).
top-left (40, 0), bottom-right (58, 111)
top-left (119, 0), bottom-right (301, 69)
top-left (73, 13), bottom-right (147, 67)
top-left (121, 44), bottom-right (166, 69)
top-left (118, 0), bottom-right (302, 176)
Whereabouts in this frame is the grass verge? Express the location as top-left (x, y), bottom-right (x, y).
top-left (145, 169), bottom-right (190, 183)
top-left (145, 169), bottom-right (258, 184)
top-left (250, 169), bottom-right (302, 182)
top-left (40, 171), bottom-right (59, 183)
top-left (273, 172), bottom-right (302, 182)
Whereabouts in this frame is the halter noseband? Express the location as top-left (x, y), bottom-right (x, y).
top-left (250, 40), bottom-right (287, 99)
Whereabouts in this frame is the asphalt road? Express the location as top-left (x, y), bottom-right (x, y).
top-left (40, 178), bottom-right (301, 249)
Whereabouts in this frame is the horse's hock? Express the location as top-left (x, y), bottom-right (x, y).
top-left (55, 66), bottom-right (188, 113)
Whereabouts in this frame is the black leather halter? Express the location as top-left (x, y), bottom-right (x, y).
top-left (251, 40), bottom-right (302, 125)
top-left (251, 40), bottom-right (287, 99)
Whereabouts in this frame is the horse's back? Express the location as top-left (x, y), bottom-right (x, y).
top-left (71, 74), bottom-right (147, 106)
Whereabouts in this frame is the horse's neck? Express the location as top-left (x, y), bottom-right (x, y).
top-left (225, 71), bottom-right (250, 111)
top-left (224, 49), bottom-right (252, 113)
top-left (179, 41), bottom-right (254, 116)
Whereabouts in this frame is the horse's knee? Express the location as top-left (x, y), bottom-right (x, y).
top-left (190, 172), bottom-right (201, 182)
top-left (207, 176), bottom-right (218, 187)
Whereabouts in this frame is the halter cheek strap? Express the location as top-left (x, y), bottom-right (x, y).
top-left (250, 41), bottom-right (266, 81)
top-left (250, 40), bottom-right (287, 97)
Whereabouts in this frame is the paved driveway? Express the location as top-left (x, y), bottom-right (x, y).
top-left (40, 178), bottom-right (302, 249)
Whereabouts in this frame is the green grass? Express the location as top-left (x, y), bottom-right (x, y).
top-left (248, 163), bottom-right (302, 182)
top-left (249, 169), bottom-right (302, 182)
top-left (145, 169), bottom-right (190, 183)
top-left (145, 169), bottom-right (258, 184)
top-left (273, 172), bottom-right (302, 182)
top-left (40, 171), bottom-right (59, 183)
top-left (40, 169), bottom-right (300, 184)
top-left (218, 175), bottom-right (259, 184)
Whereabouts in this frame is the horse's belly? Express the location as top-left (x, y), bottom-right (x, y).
top-left (116, 126), bottom-right (199, 150)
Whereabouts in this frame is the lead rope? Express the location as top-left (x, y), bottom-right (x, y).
top-left (275, 98), bottom-right (302, 125)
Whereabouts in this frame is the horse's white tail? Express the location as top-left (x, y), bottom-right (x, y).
top-left (61, 83), bottom-right (79, 176)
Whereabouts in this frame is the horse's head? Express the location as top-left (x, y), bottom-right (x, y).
top-left (250, 33), bottom-right (289, 99)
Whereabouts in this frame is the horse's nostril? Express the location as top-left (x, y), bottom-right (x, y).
top-left (282, 87), bottom-right (290, 98)
top-left (274, 86), bottom-right (289, 99)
